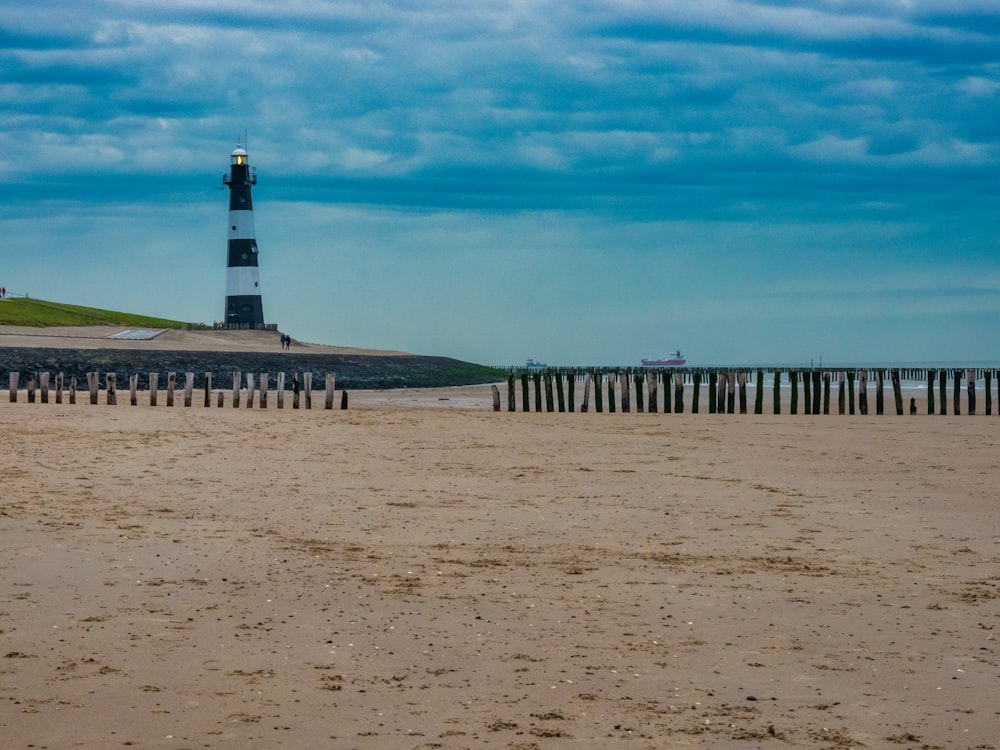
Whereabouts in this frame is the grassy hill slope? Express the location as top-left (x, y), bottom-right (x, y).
top-left (0, 298), bottom-right (192, 329)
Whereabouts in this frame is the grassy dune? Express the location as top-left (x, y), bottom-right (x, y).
top-left (0, 298), bottom-right (191, 329)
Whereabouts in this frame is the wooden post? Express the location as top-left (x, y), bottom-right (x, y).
top-left (858, 370), bottom-right (868, 415)
top-left (568, 374), bottom-right (576, 413)
top-left (708, 372), bottom-right (717, 414)
top-left (130, 374), bottom-right (138, 406)
top-left (772, 370), bottom-right (781, 415)
top-left (106, 373), bottom-right (116, 405)
top-left (555, 372), bottom-right (565, 412)
top-left (260, 372), bottom-right (268, 408)
top-left (634, 373), bottom-right (643, 413)
top-left (939, 369), bottom-right (947, 415)
top-left (985, 371), bottom-right (992, 416)
top-left (293, 374), bottom-right (300, 409)
top-left (246, 372), bottom-right (255, 408)
top-left (967, 369), bottom-right (976, 416)
top-left (27, 374), bottom-right (36, 403)
top-left (952, 370), bottom-right (961, 416)
top-left (620, 373), bottom-right (629, 413)
top-left (607, 373), bottom-right (616, 414)
top-left (88, 372), bottom-right (99, 405)
top-left (533, 372), bottom-right (542, 412)
top-left (727, 371), bottom-right (736, 414)
top-left (232, 371), bottom-right (241, 408)
top-left (341, 391), bottom-right (349, 409)
top-left (581, 373), bottom-right (592, 413)
top-left (754, 371), bottom-right (763, 415)
top-left (184, 373), bottom-right (194, 407)
top-left (69, 376), bottom-right (76, 405)
top-left (847, 371), bottom-right (855, 415)
top-left (325, 373), bottom-right (336, 409)
top-left (544, 373), bottom-right (554, 412)
top-left (812, 371), bottom-right (822, 415)
top-left (647, 373), bottom-right (657, 413)
top-left (927, 370), bottom-right (935, 415)
top-left (691, 373), bottom-right (700, 414)
top-left (838, 372), bottom-right (846, 415)
top-left (8, 372), bottom-right (17, 403)
top-left (166, 372), bottom-right (176, 407)
top-left (521, 373), bottom-right (530, 412)
top-left (149, 373), bottom-right (158, 406)
top-left (663, 373), bottom-right (672, 414)
top-left (304, 372), bottom-right (312, 409)
top-left (674, 373), bottom-right (684, 414)
top-left (56, 372), bottom-right (64, 405)
top-left (891, 370), bottom-right (903, 415)
top-left (507, 373), bottom-right (516, 412)
top-left (204, 372), bottom-right (212, 407)
top-left (875, 371), bottom-right (884, 415)
top-left (40, 372), bottom-right (49, 404)
top-left (277, 372), bottom-right (285, 409)
top-left (790, 371), bottom-right (799, 415)
top-left (823, 372), bottom-right (831, 415)
top-left (594, 372), bottom-right (604, 413)
top-left (738, 372), bottom-right (747, 414)
top-left (491, 384), bottom-right (501, 411)
top-left (217, 390), bottom-right (224, 408)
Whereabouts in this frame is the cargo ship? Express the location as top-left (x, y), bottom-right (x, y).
top-left (641, 350), bottom-right (686, 366)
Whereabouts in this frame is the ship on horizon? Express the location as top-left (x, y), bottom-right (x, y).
top-left (641, 350), bottom-right (686, 367)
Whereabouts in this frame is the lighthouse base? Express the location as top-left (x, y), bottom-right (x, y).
top-left (225, 295), bottom-right (265, 329)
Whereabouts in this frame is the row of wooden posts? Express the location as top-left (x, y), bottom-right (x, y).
top-left (7, 371), bottom-right (347, 409)
top-left (500, 369), bottom-right (998, 415)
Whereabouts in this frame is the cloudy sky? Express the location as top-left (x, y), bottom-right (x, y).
top-left (2, 1), bottom-right (998, 366)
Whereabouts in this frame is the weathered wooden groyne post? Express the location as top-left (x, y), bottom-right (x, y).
top-left (620, 373), bottom-right (630, 413)
top-left (55, 372), bottom-right (64, 405)
top-left (790, 371), bottom-right (799, 414)
top-left (129, 374), bottom-right (138, 405)
top-left (232, 371), bottom-right (241, 408)
top-left (875, 371), bottom-right (884, 415)
top-left (568, 374), bottom-right (576, 413)
top-left (607, 373), bottom-right (616, 414)
top-left (847, 372), bottom-right (856, 415)
top-left (277, 372), bottom-right (285, 409)
top-left (184, 373), bottom-right (194, 407)
top-left (246, 372), bottom-right (256, 408)
top-left (40, 372), bottom-right (49, 404)
top-left (753, 371), bottom-right (763, 414)
top-left (507, 373), bottom-right (516, 412)
top-left (967, 369), bottom-right (977, 415)
top-left (304, 372), bottom-right (313, 409)
top-left (8, 372), bottom-right (17, 402)
top-left (581, 373), bottom-right (592, 412)
top-left (738, 373), bottom-right (747, 414)
top-left (938, 370), bottom-right (947, 415)
top-left (556, 373), bottom-right (566, 412)
top-left (149, 373), bottom-right (158, 406)
top-left (801, 370), bottom-right (810, 415)
top-left (646, 373), bottom-right (656, 413)
top-left (533, 372), bottom-right (542, 412)
top-left (858, 370), bottom-right (868, 415)
top-left (544, 372), bottom-right (554, 412)
top-left (986, 371), bottom-right (993, 415)
top-left (106, 373), bottom-right (117, 406)
top-left (520, 373), bottom-right (529, 412)
top-left (822, 372), bottom-right (831, 415)
top-left (87, 372), bottom-right (99, 405)
top-left (166, 372), bottom-right (176, 407)
top-left (952, 370), bottom-right (961, 416)
top-left (772, 371), bottom-right (781, 415)
top-left (927, 370), bottom-right (935, 414)
top-left (325, 373), bottom-right (336, 410)
top-left (890, 370), bottom-right (903, 415)
top-left (691, 373), bottom-right (700, 414)
top-left (69, 376), bottom-right (77, 404)
top-left (708, 372), bottom-right (717, 414)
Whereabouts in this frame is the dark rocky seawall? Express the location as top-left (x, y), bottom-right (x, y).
top-left (0, 348), bottom-right (503, 390)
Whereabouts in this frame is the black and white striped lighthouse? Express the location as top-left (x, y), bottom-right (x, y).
top-left (223, 143), bottom-right (264, 328)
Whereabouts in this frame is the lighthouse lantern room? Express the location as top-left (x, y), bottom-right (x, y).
top-left (223, 142), bottom-right (264, 328)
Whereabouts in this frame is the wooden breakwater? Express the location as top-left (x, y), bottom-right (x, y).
top-left (8, 371), bottom-right (347, 410)
top-left (497, 366), bottom-right (1000, 416)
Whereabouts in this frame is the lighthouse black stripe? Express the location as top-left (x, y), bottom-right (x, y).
top-left (228, 184), bottom-right (254, 211)
top-left (227, 238), bottom-right (259, 267)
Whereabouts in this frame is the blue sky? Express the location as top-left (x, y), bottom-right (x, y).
top-left (2, 0), bottom-right (998, 366)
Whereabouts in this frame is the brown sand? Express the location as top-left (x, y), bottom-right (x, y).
top-left (1, 394), bottom-right (998, 749)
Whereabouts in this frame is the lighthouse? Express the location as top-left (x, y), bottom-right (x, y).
top-left (223, 143), bottom-right (264, 328)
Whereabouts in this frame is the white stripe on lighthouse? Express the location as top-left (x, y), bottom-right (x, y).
top-left (227, 210), bottom-right (256, 240)
top-left (226, 266), bottom-right (261, 297)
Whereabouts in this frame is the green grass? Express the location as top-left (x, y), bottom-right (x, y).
top-left (0, 298), bottom-right (193, 329)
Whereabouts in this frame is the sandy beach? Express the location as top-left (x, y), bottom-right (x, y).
top-left (1, 393), bottom-right (998, 749)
